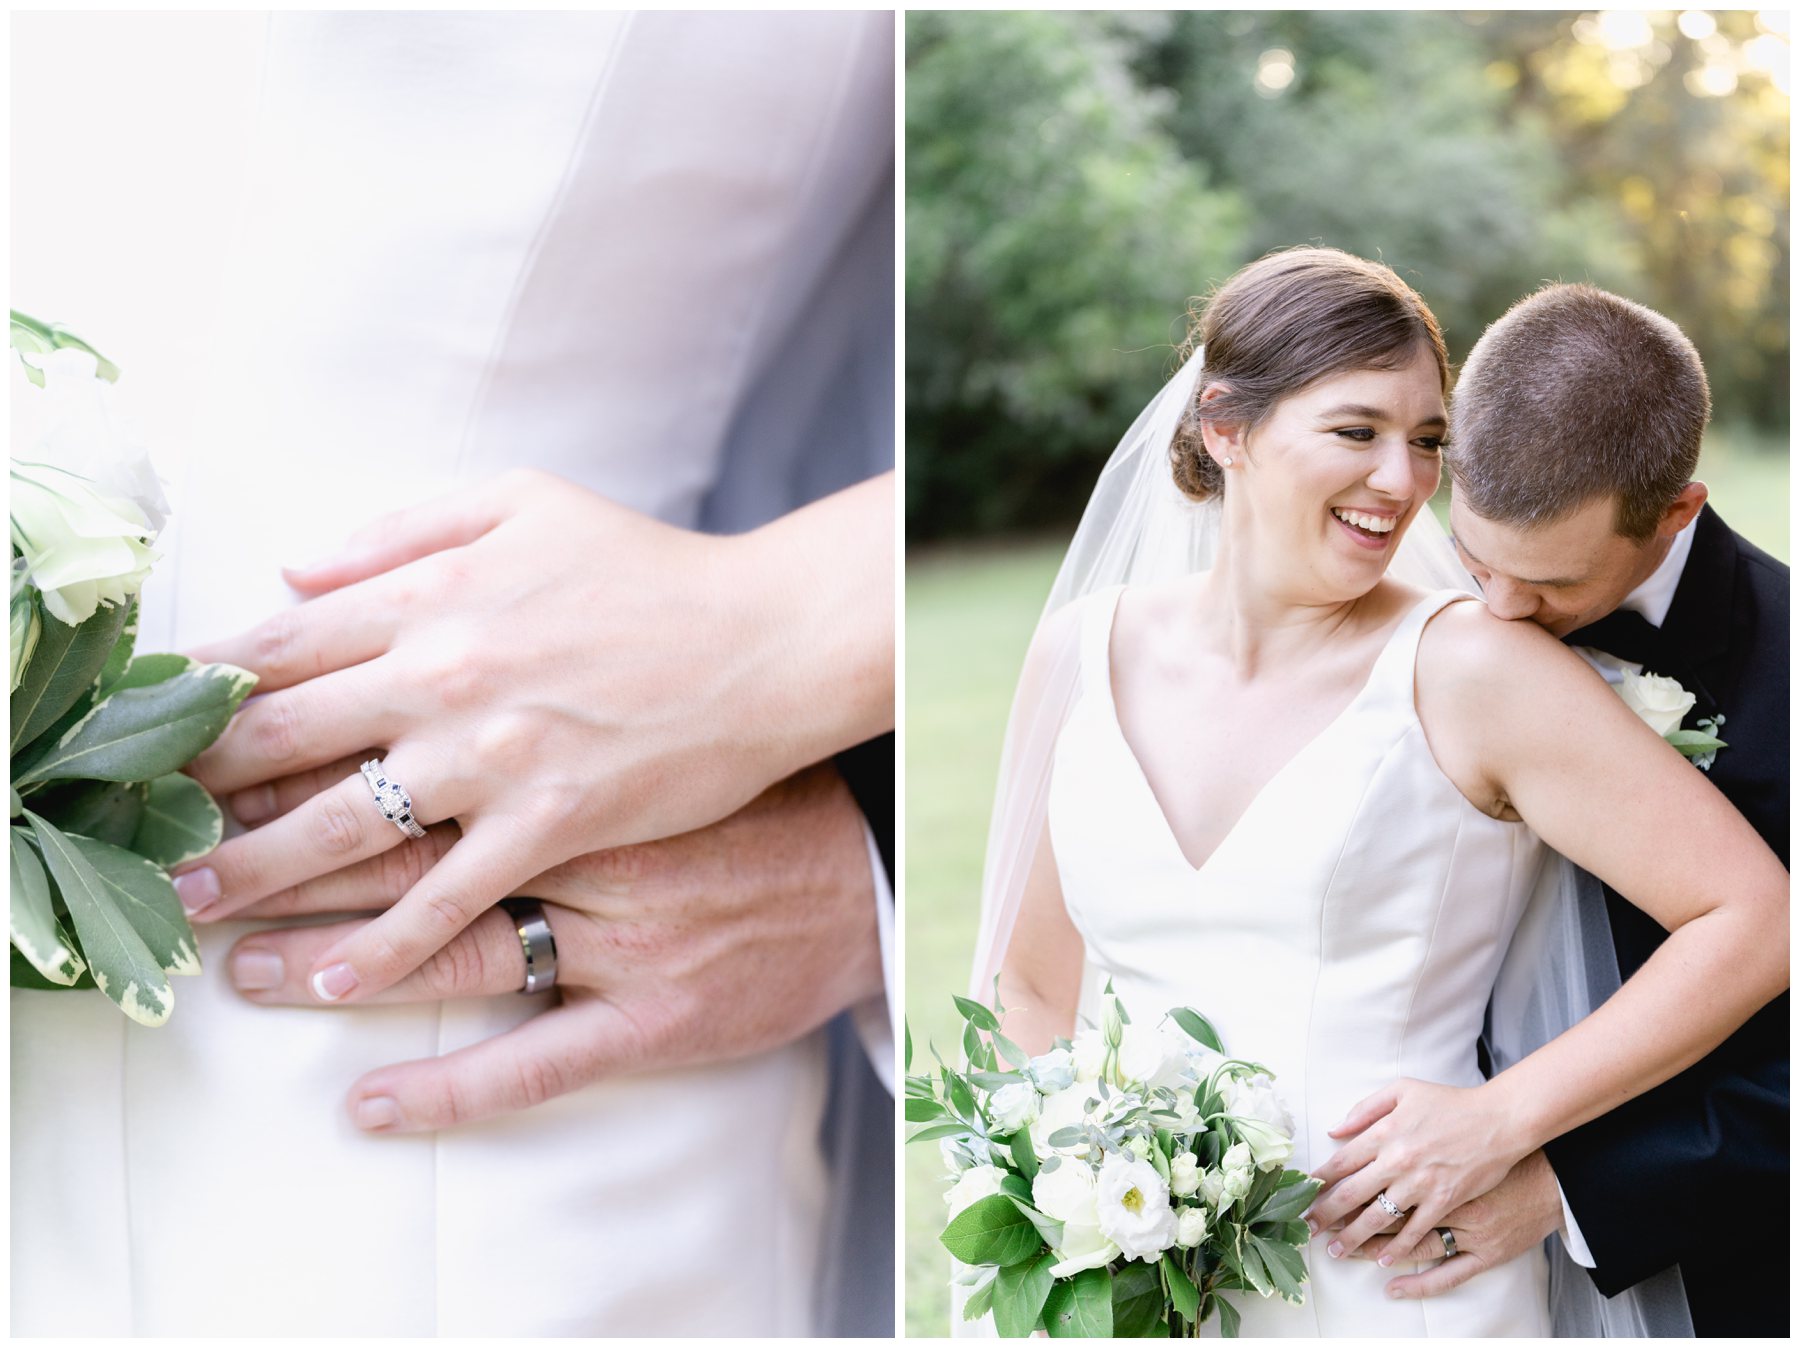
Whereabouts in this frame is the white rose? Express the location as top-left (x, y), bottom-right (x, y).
top-left (1222, 1166), bottom-right (1255, 1203)
top-left (1071, 1029), bottom-right (1107, 1082)
top-left (945, 1164), bottom-right (1008, 1219)
top-left (1117, 1021), bottom-right (1194, 1090)
top-left (1176, 1205), bottom-right (1210, 1248)
top-left (13, 348), bottom-right (168, 529)
top-left (1233, 1118), bottom-right (1295, 1172)
top-left (1222, 1141), bottom-right (1253, 1174)
top-left (1169, 1153), bottom-right (1202, 1198)
top-left (1029, 1046), bottom-right (1076, 1093)
top-left (1095, 1153), bottom-right (1179, 1261)
top-left (1125, 1136), bottom-right (1151, 1160)
top-left (1031, 1083), bottom-right (1092, 1160)
top-left (10, 458), bottom-right (159, 627)
top-left (988, 1081), bottom-right (1040, 1134)
top-left (1200, 1167), bottom-right (1227, 1208)
top-left (1035, 1160), bottom-right (1119, 1275)
top-left (1222, 1074), bottom-right (1294, 1136)
top-left (1617, 669), bottom-right (1695, 738)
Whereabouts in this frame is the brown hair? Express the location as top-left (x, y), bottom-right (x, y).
top-left (1170, 247), bottom-right (1450, 501)
top-left (1445, 284), bottom-right (1709, 541)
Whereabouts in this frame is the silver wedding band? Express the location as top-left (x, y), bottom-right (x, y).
top-left (501, 897), bottom-right (559, 994)
top-left (360, 759), bottom-right (427, 839)
top-left (1374, 1191), bottom-right (1405, 1221)
top-left (1437, 1227), bottom-right (1457, 1259)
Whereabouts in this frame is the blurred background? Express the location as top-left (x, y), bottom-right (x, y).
top-left (904, 9), bottom-right (1789, 1332)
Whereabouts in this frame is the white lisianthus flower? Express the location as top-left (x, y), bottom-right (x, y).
top-left (11, 458), bottom-right (159, 627)
top-left (1096, 1153), bottom-right (1179, 1261)
top-left (1169, 1152), bottom-right (1203, 1198)
top-left (1072, 1028), bottom-right (1107, 1082)
top-left (1031, 1082), bottom-right (1092, 1160)
top-left (945, 1164), bottom-right (1008, 1219)
top-left (1028, 1046), bottom-right (1076, 1093)
top-left (1035, 1159), bottom-right (1119, 1275)
top-left (1617, 669), bottom-right (1696, 738)
top-left (1234, 1117), bottom-right (1295, 1172)
top-left (13, 347), bottom-right (168, 530)
top-left (1117, 1021), bottom-right (1194, 1090)
top-left (1176, 1205), bottom-right (1209, 1248)
top-left (988, 1081), bottom-right (1041, 1134)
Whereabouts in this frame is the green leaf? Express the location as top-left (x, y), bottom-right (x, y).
top-left (1666, 728), bottom-right (1728, 755)
top-left (1251, 1174), bottom-right (1322, 1226)
top-left (29, 779), bottom-right (148, 848)
top-left (1217, 1295), bottom-right (1241, 1338)
top-left (130, 773), bottom-right (224, 867)
top-left (939, 1193), bottom-right (1044, 1267)
top-left (1170, 1007), bottom-right (1225, 1053)
top-left (14, 662), bottom-right (256, 785)
top-left (905, 1020), bottom-right (913, 1072)
top-left (1043, 1266), bottom-right (1113, 1337)
top-left (907, 1122), bottom-right (972, 1144)
top-left (993, 1030), bottom-right (1029, 1068)
top-left (10, 826), bottom-right (84, 984)
top-left (9, 601), bottom-right (130, 752)
top-left (907, 1096), bottom-right (947, 1122)
top-left (1007, 1195), bottom-right (1065, 1252)
top-left (24, 811), bottom-right (171, 1025)
top-left (1009, 1126), bottom-right (1041, 1181)
top-left (1162, 1253), bottom-right (1199, 1323)
top-left (65, 833), bottom-right (199, 977)
top-left (992, 1249), bottom-right (1056, 1337)
top-left (1238, 1239), bottom-right (1274, 1297)
top-left (108, 651), bottom-right (194, 694)
top-left (963, 1271), bottom-right (998, 1323)
top-left (12, 942), bottom-right (96, 989)
top-left (94, 598), bottom-right (138, 697)
top-left (1251, 1234), bottom-right (1307, 1303)
top-left (953, 993), bottom-right (1002, 1032)
top-left (1110, 1260), bottom-right (1164, 1337)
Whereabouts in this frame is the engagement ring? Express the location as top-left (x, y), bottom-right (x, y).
top-left (1374, 1191), bottom-right (1405, 1221)
top-left (359, 759), bottom-right (427, 839)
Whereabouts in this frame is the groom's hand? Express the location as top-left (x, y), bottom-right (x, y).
top-left (1348, 1148), bottom-right (1566, 1299)
top-left (217, 763), bottom-right (884, 1130)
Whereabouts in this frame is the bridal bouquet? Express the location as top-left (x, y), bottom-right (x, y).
top-left (907, 982), bottom-right (1321, 1337)
top-left (10, 312), bottom-right (253, 1025)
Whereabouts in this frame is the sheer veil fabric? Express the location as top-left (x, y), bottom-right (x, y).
top-left (968, 351), bottom-right (1692, 1336)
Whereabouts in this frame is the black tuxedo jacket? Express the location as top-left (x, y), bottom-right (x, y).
top-left (1544, 505), bottom-right (1788, 1336)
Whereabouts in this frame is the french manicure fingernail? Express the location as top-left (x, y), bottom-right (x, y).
top-left (1389, 1285), bottom-right (1405, 1299)
top-left (230, 948), bottom-right (284, 991)
top-left (231, 785), bottom-right (277, 825)
top-left (173, 867), bottom-right (221, 917)
top-left (1305, 1219), bottom-right (1319, 1235)
top-left (311, 962), bottom-right (359, 1002)
top-left (355, 1096), bottom-right (400, 1131)
top-left (1328, 1242), bottom-right (1343, 1259)
top-left (1379, 1255), bottom-right (1394, 1267)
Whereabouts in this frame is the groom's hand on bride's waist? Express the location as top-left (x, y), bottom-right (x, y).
top-left (1345, 1149), bottom-right (1566, 1300)
top-left (211, 762), bottom-right (883, 1131)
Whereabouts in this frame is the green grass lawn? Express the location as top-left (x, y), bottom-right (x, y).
top-left (900, 441), bottom-right (1785, 1333)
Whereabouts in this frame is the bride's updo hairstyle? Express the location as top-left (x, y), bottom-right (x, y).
top-left (1171, 247), bottom-right (1449, 501)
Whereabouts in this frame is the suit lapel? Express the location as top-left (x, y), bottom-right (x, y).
top-left (1653, 505), bottom-right (1735, 720)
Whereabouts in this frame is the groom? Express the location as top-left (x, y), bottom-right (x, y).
top-left (1359, 284), bottom-right (1789, 1335)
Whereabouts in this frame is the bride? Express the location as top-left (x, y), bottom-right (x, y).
top-left (976, 248), bottom-right (1786, 1335)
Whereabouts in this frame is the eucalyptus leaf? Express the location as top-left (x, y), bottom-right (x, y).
top-left (992, 1250), bottom-right (1056, 1337)
top-left (939, 1193), bottom-right (1043, 1268)
top-left (130, 773), bottom-right (223, 868)
top-left (14, 662), bottom-right (255, 785)
top-left (1043, 1266), bottom-right (1113, 1337)
top-left (9, 601), bottom-right (129, 752)
top-left (25, 811), bottom-right (171, 1025)
top-left (66, 834), bottom-right (200, 977)
top-left (10, 825), bottom-right (83, 984)
top-left (1110, 1260), bottom-right (1164, 1337)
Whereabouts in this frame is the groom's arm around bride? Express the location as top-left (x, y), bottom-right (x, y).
top-left (1357, 284), bottom-right (1788, 1337)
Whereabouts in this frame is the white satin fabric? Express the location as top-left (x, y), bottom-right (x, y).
top-left (1047, 585), bottom-right (1552, 1336)
top-left (12, 11), bottom-right (891, 1335)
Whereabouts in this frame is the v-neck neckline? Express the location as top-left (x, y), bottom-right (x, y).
top-left (1093, 588), bottom-right (1436, 876)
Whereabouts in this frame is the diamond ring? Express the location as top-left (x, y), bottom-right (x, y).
top-left (1374, 1191), bottom-right (1405, 1221)
top-left (360, 759), bottom-right (427, 839)
top-left (501, 897), bottom-right (559, 994)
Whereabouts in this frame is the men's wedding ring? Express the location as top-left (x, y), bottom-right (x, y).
top-left (1374, 1191), bottom-right (1405, 1221)
top-left (360, 760), bottom-right (427, 838)
top-left (1437, 1227), bottom-right (1458, 1259)
top-left (501, 898), bottom-right (559, 994)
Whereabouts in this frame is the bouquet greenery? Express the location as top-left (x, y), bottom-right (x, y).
top-left (907, 982), bottom-right (1322, 1337)
top-left (10, 311), bottom-right (253, 1025)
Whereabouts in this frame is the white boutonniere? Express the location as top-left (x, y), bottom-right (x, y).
top-left (1616, 669), bottom-right (1726, 771)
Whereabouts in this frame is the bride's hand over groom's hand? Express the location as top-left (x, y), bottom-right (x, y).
top-left (1304, 1077), bottom-right (1530, 1267)
top-left (215, 763), bottom-right (883, 1129)
top-left (171, 468), bottom-right (893, 1005)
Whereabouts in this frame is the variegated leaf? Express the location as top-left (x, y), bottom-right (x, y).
top-left (10, 825), bottom-right (84, 984)
top-left (131, 773), bottom-right (223, 869)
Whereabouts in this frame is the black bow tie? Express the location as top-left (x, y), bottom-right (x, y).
top-left (1563, 607), bottom-right (1669, 669)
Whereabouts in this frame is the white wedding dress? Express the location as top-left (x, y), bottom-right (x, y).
top-left (1046, 585), bottom-right (1552, 1336)
top-left (12, 11), bottom-right (891, 1336)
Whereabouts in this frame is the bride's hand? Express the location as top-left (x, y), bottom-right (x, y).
top-left (215, 764), bottom-right (884, 1128)
top-left (171, 468), bottom-right (892, 1004)
top-left (1304, 1079), bottom-right (1529, 1264)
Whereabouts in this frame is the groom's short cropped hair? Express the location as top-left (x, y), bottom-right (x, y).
top-left (1446, 284), bottom-right (1710, 542)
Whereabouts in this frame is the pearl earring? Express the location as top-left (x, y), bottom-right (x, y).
top-left (1221, 456), bottom-right (1234, 467)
